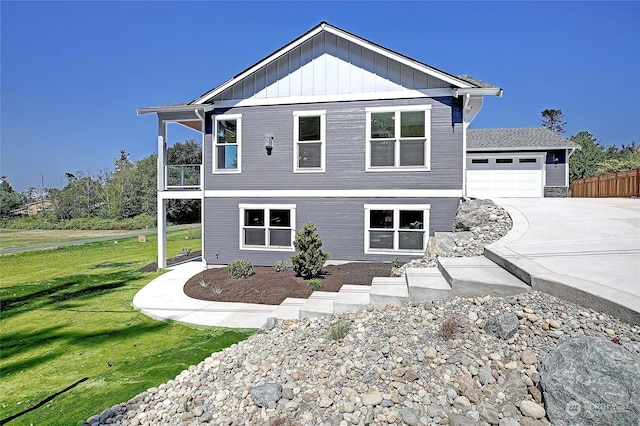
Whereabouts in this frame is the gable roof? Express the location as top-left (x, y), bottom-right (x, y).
top-left (139, 22), bottom-right (501, 115)
top-left (467, 128), bottom-right (581, 151)
top-left (190, 21), bottom-right (501, 105)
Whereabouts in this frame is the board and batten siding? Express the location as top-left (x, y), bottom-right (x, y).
top-left (204, 97), bottom-right (463, 192)
top-left (203, 197), bottom-right (459, 266)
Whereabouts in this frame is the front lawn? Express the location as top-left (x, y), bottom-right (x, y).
top-left (0, 230), bottom-right (254, 425)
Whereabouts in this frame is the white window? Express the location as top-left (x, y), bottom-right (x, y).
top-left (214, 114), bottom-right (241, 173)
top-left (239, 204), bottom-right (296, 251)
top-left (364, 204), bottom-right (430, 254)
top-left (365, 106), bottom-right (431, 171)
top-left (293, 110), bottom-right (326, 172)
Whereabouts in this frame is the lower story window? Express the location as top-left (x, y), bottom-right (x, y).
top-left (240, 204), bottom-right (296, 250)
top-left (364, 204), bottom-right (430, 253)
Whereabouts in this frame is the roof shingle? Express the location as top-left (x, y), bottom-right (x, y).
top-left (467, 128), bottom-right (580, 151)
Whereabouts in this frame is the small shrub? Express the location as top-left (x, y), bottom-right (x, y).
top-left (211, 285), bottom-right (224, 295)
top-left (198, 279), bottom-right (209, 288)
top-left (391, 257), bottom-right (404, 269)
top-left (329, 320), bottom-right (350, 340)
top-left (307, 278), bottom-right (322, 291)
top-left (180, 247), bottom-right (192, 256)
top-left (440, 316), bottom-right (459, 340)
top-left (274, 260), bottom-right (288, 273)
top-left (227, 259), bottom-right (254, 279)
top-left (254, 289), bottom-right (268, 297)
top-left (290, 222), bottom-right (330, 279)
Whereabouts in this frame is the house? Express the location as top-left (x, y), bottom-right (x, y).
top-left (138, 22), bottom-right (502, 268)
top-left (11, 200), bottom-right (52, 216)
top-left (466, 128), bottom-right (581, 198)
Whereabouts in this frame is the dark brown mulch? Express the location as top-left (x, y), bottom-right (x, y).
top-left (139, 251), bottom-right (203, 273)
top-left (184, 262), bottom-right (393, 306)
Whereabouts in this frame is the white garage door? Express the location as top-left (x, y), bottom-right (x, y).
top-left (466, 155), bottom-right (544, 198)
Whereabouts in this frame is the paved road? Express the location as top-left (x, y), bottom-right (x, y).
top-left (489, 198), bottom-right (640, 325)
top-left (0, 224), bottom-right (199, 255)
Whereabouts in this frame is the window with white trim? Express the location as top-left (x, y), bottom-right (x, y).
top-left (214, 114), bottom-right (241, 172)
top-left (366, 106), bottom-right (431, 171)
top-left (364, 204), bottom-right (430, 253)
top-left (293, 110), bottom-right (326, 172)
top-left (239, 204), bottom-right (296, 250)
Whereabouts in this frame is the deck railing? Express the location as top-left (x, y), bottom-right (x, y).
top-left (166, 165), bottom-right (202, 190)
top-left (570, 168), bottom-right (639, 197)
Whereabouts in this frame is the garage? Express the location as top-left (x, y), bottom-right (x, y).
top-left (466, 154), bottom-right (544, 198)
top-left (466, 128), bottom-right (581, 198)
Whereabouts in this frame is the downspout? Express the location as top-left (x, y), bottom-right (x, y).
top-left (194, 108), bottom-right (206, 266)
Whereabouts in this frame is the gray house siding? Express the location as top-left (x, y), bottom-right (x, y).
top-left (545, 150), bottom-right (567, 187)
top-left (203, 97), bottom-right (463, 192)
top-left (203, 196), bottom-right (459, 266)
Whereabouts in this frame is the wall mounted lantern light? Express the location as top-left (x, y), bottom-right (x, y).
top-left (265, 136), bottom-right (274, 155)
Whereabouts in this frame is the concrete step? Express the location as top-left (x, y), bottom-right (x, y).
top-left (333, 284), bottom-right (372, 314)
top-left (405, 267), bottom-right (452, 302)
top-left (438, 256), bottom-right (531, 298)
top-left (299, 291), bottom-right (338, 319)
top-left (271, 297), bottom-right (306, 320)
top-left (370, 276), bottom-right (409, 306)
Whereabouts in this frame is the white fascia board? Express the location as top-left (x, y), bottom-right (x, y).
top-left (204, 189), bottom-right (462, 198)
top-left (324, 25), bottom-right (473, 89)
top-left (454, 87), bottom-right (503, 98)
top-left (210, 89), bottom-right (454, 109)
top-left (194, 23), bottom-right (476, 105)
top-left (193, 26), bottom-right (325, 105)
top-left (137, 104), bottom-right (213, 116)
top-left (159, 191), bottom-right (204, 200)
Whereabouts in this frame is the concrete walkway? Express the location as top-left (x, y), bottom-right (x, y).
top-left (133, 198), bottom-right (640, 328)
top-left (488, 198), bottom-right (640, 325)
top-left (132, 261), bottom-right (277, 328)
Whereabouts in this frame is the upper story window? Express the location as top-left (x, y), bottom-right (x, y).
top-left (239, 204), bottom-right (296, 251)
top-left (214, 114), bottom-right (241, 173)
top-left (293, 110), bottom-right (326, 173)
top-left (365, 106), bottom-right (431, 171)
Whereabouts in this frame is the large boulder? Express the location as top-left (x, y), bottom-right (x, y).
top-left (251, 382), bottom-right (282, 408)
top-left (454, 199), bottom-right (495, 231)
top-left (539, 336), bottom-right (640, 425)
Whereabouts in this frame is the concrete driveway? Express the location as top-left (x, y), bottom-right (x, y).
top-left (488, 198), bottom-right (640, 325)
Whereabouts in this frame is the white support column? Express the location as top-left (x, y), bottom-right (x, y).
top-left (157, 120), bottom-right (167, 191)
top-left (157, 197), bottom-right (167, 269)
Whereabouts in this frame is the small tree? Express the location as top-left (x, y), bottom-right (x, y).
top-left (290, 222), bottom-right (330, 279)
top-left (541, 109), bottom-right (567, 134)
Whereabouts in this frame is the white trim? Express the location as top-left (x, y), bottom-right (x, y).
top-left (323, 25), bottom-right (471, 89)
top-left (213, 114), bottom-right (242, 174)
top-left (204, 189), bottom-right (462, 198)
top-left (158, 191), bottom-right (204, 200)
top-left (193, 23), bottom-right (474, 104)
top-left (293, 110), bottom-right (326, 173)
top-left (209, 89), bottom-right (454, 108)
top-left (239, 204), bottom-right (297, 251)
top-left (363, 204), bottom-right (431, 254)
top-left (365, 106), bottom-right (432, 172)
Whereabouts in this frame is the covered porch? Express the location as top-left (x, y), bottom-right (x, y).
top-left (137, 104), bottom-right (213, 268)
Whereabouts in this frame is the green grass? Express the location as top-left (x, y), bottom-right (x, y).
top-left (0, 229), bottom-right (254, 425)
top-left (0, 228), bottom-right (137, 250)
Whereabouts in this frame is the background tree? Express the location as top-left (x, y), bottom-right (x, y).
top-left (167, 140), bottom-right (202, 224)
top-left (541, 109), bottom-right (567, 134)
top-left (569, 131), bottom-right (606, 180)
top-left (596, 142), bottom-right (640, 174)
top-left (0, 177), bottom-right (25, 217)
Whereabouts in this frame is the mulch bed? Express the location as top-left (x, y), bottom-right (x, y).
top-left (183, 262), bottom-right (393, 306)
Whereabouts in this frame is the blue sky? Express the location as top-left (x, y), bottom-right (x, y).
top-left (1, 1), bottom-right (638, 192)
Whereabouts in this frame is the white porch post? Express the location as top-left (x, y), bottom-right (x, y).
top-left (158, 197), bottom-right (167, 269)
top-left (157, 119), bottom-right (168, 269)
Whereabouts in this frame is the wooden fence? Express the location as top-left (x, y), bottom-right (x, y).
top-left (570, 168), bottom-right (639, 198)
